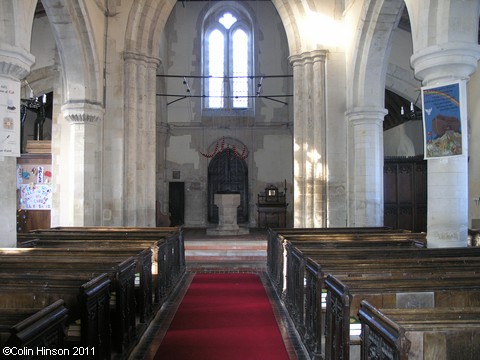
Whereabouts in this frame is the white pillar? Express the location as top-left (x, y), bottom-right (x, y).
top-left (124, 52), bottom-right (159, 226)
top-left (346, 107), bottom-right (387, 227)
top-left (61, 103), bottom-right (104, 226)
top-left (290, 50), bottom-right (328, 228)
top-left (411, 43), bottom-right (480, 247)
top-left (0, 45), bottom-right (35, 247)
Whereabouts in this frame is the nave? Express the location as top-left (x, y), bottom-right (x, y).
top-left (128, 228), bottom-right (310, 360)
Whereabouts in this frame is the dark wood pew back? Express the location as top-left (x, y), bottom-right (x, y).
top-left (1, 300), bottom-right (69, 354)
top-left (0, 273), bottom-right (111, 359)
top-left (358, 300), bottom-right (480, 360)
top-left (325, 274), bottom-right (480, 360)
top-left (0, 255), bottom-right (136, 356)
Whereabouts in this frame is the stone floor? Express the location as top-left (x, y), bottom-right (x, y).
top-left (128, 227), bottom-right (310, 360)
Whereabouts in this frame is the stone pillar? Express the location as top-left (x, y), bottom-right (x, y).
top-left (289, 50), bottom-right (328, 228)
top-left (61, 102), bottom-right (104, 226)
top-left (124, 52), bottom-right (159, 226)
top-left (0, 45), bottom-right (35, 247)
top-left (346, 107), bottom-right (387, 227)
top-left (411, 43), bottom-right (480, 247)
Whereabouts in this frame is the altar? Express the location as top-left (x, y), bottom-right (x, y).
top-left (206, 192), bottom-right (249, 236)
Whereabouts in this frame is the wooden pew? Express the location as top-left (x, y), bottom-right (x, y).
top-left (286, 245), bottom-right (480, 359)
top-left (324, 273), bottom-right (480, 360)
top-left (0, 255), bottom-right (136, 357)
top-left (267, 229), bottom-right (426, 295)
top-left (0, 299), bottom-right (69, 353)
top-left (0, 273), bottom-right (111, 359)
top-left (18, 228), bottom-right (186, 301)
top-left (358, 300), bottom-right (480, 360)
top-left (2, 246), bottom-right (154, 325)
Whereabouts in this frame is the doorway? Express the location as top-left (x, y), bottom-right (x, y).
top-left (208, 149), bottom-right (249, 224)
top-left (169, 182), bottom-right (185, 226)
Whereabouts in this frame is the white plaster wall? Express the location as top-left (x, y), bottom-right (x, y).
top-left (255, 134), bottom-right (292, 183)
top-left (167, 135), bottom-right (200, 169)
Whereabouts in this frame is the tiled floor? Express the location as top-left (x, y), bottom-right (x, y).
top-left (128, 228), bottom-right (310, 360)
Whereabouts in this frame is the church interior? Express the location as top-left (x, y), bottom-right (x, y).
top-left (1, 0), bottom-right (480, 359)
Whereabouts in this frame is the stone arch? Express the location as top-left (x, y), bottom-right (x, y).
top-left (124, 0), bottom-right (176, 57)
top-left (271, 0), bottom-right (345, 55)
top-left (348, 0), bottom-right (405, 110)
top-left (41, 0), bottom-right (102, 112)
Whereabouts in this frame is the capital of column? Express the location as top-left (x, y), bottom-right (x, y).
top-left (61, 101), bottom-right (104, 124)
top-left (411, 42), bottom-right (480, 84)
top-left (0, 44), bottom-right (35, 80)
top-left (289, 49), bottom-right (328, 66)
top-left (124, 51), bottom-right (162, 69)
top-left (345, 106), bottom-right (388, 126)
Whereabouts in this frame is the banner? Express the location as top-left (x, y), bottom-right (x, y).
top-left (0, 78), bottom-right (20, 157)
top-left (421, 80), bottom-right (466, 159)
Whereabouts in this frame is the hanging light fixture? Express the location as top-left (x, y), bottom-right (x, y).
top-left (400, 93), bottom-right (422, 121)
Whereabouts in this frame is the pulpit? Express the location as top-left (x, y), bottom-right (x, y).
top-left (206, 192), bottom-right (249, 235)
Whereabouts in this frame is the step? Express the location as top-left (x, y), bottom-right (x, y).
top-left (182, 228), bottom-right (268, 271)
top-left (184, 241), bottom-right (267, 271)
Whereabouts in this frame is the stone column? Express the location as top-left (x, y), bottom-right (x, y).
top-left (411, 43), bottom-right (480, 247)
top-left (346, 107), bottom-right (387, 227)
top-left (61, 103), bottom-right (104, 226)
top-left (289, 50), bottom-right (328, 228)
top-left (124, 52), bottom-right (159, 226)
top-left (0, 45), bottom-right (35, 247)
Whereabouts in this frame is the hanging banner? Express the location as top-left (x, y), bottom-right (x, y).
top-left (421, 80), bottom-right (466, 159)
top-left (0, 78), bottom-right (20, 157)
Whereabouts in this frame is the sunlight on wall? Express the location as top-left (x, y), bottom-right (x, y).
top-left (299, 10), bottom-right (345, 49)
top-left (307, 148), bottom-right (323, 178)
top-left (293, 139), bottom-right (327, 227)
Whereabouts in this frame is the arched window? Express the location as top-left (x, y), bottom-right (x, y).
top-left (203, 7), bottom-right (253, 114)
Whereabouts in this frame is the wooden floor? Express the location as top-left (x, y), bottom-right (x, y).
top-left (128, 228), bottom-right (310, 360)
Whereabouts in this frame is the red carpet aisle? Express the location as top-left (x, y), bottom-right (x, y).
top-left (154, 273), bottom-right (290, 360)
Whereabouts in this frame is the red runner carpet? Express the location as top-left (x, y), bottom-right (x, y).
top-left (154, 273), bottom-right (290, 360)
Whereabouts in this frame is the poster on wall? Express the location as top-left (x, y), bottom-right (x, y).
top-left (421, 80), bottom-right (466, 159)
top-left (17, 164), bottom-right (53, 210)
top-left (0, 78), bottom-right (20, 157)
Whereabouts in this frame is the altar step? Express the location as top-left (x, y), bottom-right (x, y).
top-left (183, 228), bottom-right (268, 272)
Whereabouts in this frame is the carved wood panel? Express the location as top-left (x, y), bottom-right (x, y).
top-left (384, 156), bottom-right (427, 232)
